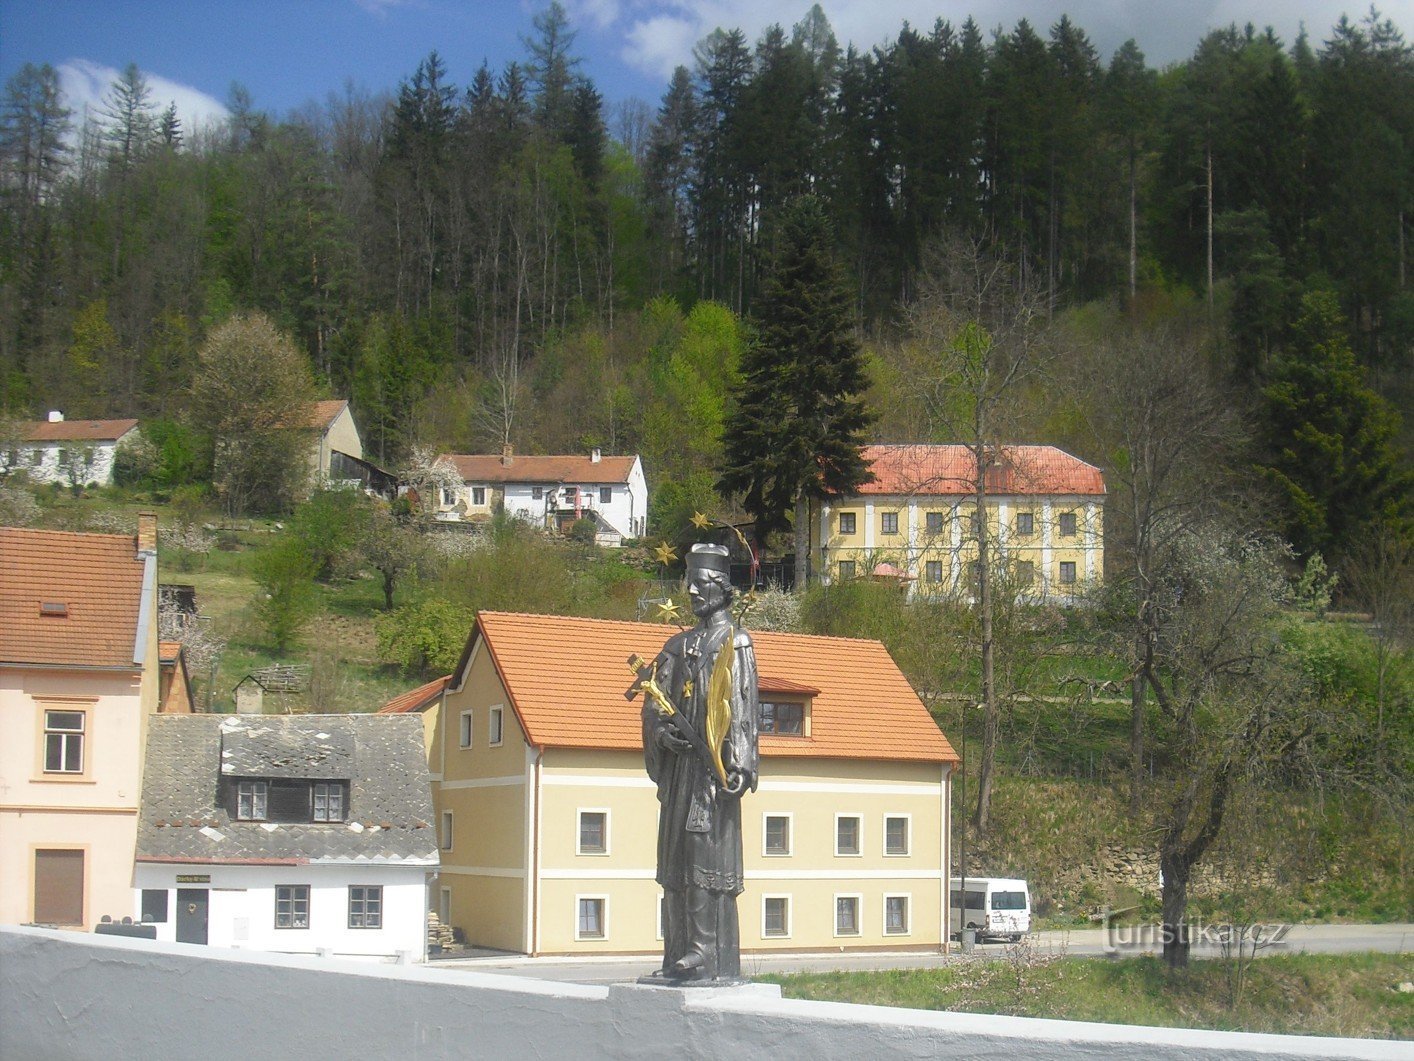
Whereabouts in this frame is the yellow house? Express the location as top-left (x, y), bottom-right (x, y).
top-left (813, 444), bottom-right (1105, 601)
top-left (0, 517), bottom-right (168, 930)
top-left (430, 611), bottom-right (958, 956)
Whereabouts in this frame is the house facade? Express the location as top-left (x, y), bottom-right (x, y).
top-left (133, 713), bottom-right (437, 961)
top-left (812, 444), bottom-right (1106, 602)
top-left (1, 413), bottom-right (141, 487)
top-left (300, 399), bottom-right (363, 483)
top-left (0, 518), bottom-right (161, 930)
top-left (430, 611), bottom-right (958, 956)
top-left (435, 448), bottom-right (648, 544)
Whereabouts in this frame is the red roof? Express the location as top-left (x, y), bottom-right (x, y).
top-left (438, 453), bottom-right (638, 485)
top-left (20, 418), bottom-right (139, 442)
top-left (378, 675), bottom-right (451, 714)
top-left (857, 444), bottom-right (1105, 497)
top-left (300, 400), bottom-right (349, 432)
top-left (462, 612), bottom-right (957, 764)
top-left (0, 527), bottom-right (146, 668)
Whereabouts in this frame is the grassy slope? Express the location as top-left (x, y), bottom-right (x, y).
top-left (763, 953), bottom-right (1414, 1039)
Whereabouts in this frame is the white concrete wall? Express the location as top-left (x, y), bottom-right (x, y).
top-left (0, 440), bottom-right (121, 486)
top-left (0, 927), bottom-right (1398, 1061)
top-left (131, 862), bottom-right (428, 960)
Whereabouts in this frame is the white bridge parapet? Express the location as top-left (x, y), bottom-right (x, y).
top-left (0, 926), bottom-right (1401, 1060)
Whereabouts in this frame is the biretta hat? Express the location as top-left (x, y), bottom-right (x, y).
top-left (686, 542), bottom-right (731, 576)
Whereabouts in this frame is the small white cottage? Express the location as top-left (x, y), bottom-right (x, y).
top-left (1, 412), bottom-right (140, 487)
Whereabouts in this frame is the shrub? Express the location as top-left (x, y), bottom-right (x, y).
top-left (377, 598), bottom-right (475, 675)
top-left (251, 537), bottom-right (319, 651)
top-left (569, 517), bottom-right (598, 544)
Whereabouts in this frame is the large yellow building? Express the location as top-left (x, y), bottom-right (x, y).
top-left (425, 611), bottom-right (958, 956)
top-left (813, 444), bottom-right (1106, 600)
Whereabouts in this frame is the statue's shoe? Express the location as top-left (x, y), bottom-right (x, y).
top-left (670, 951), bottom-right (705, 979)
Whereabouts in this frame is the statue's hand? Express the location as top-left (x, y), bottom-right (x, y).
top-left (722, 770), bottom-right (751, 797)
top-left (656, 727), bottom-right (692, 755)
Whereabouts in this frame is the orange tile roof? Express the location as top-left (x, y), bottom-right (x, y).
top-left (0, 527), bottom-right (145, 668)
top-left (465, 612), bottom-right (957, 764)
top-left (159, 641), bottom-right (183, 663)
top-left (299, 399), bottom-right (349, 432)
top-left (20, 418), bottom-right (139, 442)
top-left (378, 674), bottom-right (451, 714)
top-left (438, 453), bottom-right (638, 485)
top-left (857, 444), bottom-right (1105, 497)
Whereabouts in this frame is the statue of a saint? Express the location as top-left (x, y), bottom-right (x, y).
top-left (637, 543), bottom-right (759, 981)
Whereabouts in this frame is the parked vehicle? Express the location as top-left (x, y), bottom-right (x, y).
top-left (949, 877), bottom-right (1031, 941)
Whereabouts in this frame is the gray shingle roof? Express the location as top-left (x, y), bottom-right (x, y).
top-left (137, 714), bottom-right (438, 866)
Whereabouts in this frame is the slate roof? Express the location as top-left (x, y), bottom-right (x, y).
top-left (19, 417), bottom-right (139, 442)
top-left (857, 444), bottom-right (1106, 497)
top-left (0, 527), bottom-right (145, 668)
top-left (437, 453), bottom-right (638, 485)
top-left (136, 714), bottom-right (439, 866)
top-left (458, 612), bottom-right (957, 764)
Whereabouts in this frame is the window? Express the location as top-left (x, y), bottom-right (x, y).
top-left (237, 780), bottom-right (268, 821)
top-left (838, 512), bottom-right (856, 535)
top-left (759, 701), bottom-right (804, 735)
top-left (884, 815), bottom-right (910, 856)
top-left (577, 896), bottom-right (606, 939)
top-left (141, 889), bottom-right (169, 924)
top-left (837, 560), bottom-right (856, 580)
top-left (835, 895), bottom-right (861, 936)
top-left (1016, 561), bottom-right (1035, 586)
top-left (1059, 511), bottom-right (1078, 537)
top-left (884, 894), bottom-right (910, 935)
top-left (312, 782), bottom-right (344, 822)
top-left (488, 706), bottom-right (504, 746)
top-left (763, 814), bottom-right (791, 856)
top-left (762, 896), bottom-right (790, 938)
top-left (43, 710), bottom-right (85, 774)
top-left (472, 486), bottom-right (486, 506)
top-left (578, 810), bottom-right (608, 855)
top-left (950, 888), bottom-right (986, 913)
top-left (993, 890), bottom-right (1027, 911)
top-left (275, 885), bottom-right (310, 929)
top-left (1015, 511), bottom-right (1034, 536)
top-left (441, 810), bottom-right (453, 851)
top-left (348, 885), bottom-right (383, 928)
top-left (459, 711), bottom-right (472, 748)
top-left (440, 487), bottom-right (455, 506)
top-left (1059, 561), bottom-right (1077, 584)
top-left (599, 486), bottom-right (612, 504)
top-left (33, 850), bottom-right (84, 925)
top-left (835, 815), bottom-right (861, 856)
top-left (57, 447), bottom-right (68, 465)
top-left (924, 560), bottom-right (943, 584)
top-left (881, 511), bottom-right (898, 535)
top-left (925, 511), bottom-right (945, 535)
top-left (531, 487), bottom-right (543, 500)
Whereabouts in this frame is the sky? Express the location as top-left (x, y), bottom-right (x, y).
top-left (2, 0), bottom-right (1410, 136)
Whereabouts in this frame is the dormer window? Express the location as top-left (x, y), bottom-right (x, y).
top-left (230, 778), bottom-right (347, 823)
top-left (237, 780), bottom-right (268, 820)
top-left (313, 782), bottom-right (345, 822)
top-left (760, 700), bottom-right (806, 736)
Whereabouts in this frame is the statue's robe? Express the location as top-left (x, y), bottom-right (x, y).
top-left (642, 621), bottom-right (759, 977)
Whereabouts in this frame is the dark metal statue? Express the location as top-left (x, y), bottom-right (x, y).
top-left (628, 543), bottom-right (759, 981)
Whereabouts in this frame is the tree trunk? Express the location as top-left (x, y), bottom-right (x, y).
top-left (1128, 145), bottom-right (1138, 301)
top-left (383, 569), bottom-right (395, 610)
top-left (1160, 849), bottom-right (1191, 967)
top-left (794, 489), bottom-right (809, 590)
top-left (1205, 144), bottom-right (1214, 318)
top-left (972, 448), bottom-right (997, 834)
top-left (1129, 665), bottom-right (1145, 815)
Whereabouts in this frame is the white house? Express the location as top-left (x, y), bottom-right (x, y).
top-left (297, 400), bottom-right (363, 482)
top-left (435, 447), bottom-right (649, 545)
top-left (1, 412), bottom-right (140, 487)
top-left (133, 713), bottom-right (437, 962)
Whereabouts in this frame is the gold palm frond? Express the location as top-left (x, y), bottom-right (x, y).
top-left (705, 632), bottom-right (734, 786)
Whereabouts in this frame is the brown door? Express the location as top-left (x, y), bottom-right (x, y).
top-left (34, 849), bottom-right (84, 925)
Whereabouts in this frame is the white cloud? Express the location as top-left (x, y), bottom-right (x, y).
top-left (609, 0), bottom-right (1393, 82)
top-left (353, 0), bottom-right (417, 16)
top-left (58, 59), bottom-right (229, 140)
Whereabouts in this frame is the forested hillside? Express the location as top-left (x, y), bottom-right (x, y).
top-left (1, 3), bottom-right (1410, 556)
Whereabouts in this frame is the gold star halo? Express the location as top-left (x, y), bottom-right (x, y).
top-left (653, 541), bottom-right (678, 566)
top-left (690, 511), bottom-right (712, 530)
top-left (655, 599), bottom-right (681, 624)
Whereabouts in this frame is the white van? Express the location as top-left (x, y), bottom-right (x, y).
top-left (949, 877), bottom-right (1031, 941)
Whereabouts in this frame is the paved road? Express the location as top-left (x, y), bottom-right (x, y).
top-left (429, 923), bottom-right (1413, 986)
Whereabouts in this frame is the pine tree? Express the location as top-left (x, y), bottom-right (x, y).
top-left (718, 196), bottom-right (875, 580)
top-left (1258, 289), bottom-right (1412, 561)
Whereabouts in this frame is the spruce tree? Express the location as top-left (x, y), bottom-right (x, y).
top-left (718, 196), bottom-right (874, 582)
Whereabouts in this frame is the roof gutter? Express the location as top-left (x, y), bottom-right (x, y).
top-left (133, 550), bottom-right (156, 667)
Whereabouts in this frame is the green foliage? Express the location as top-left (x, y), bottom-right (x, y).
top-left (568, 517), bottom-right (598, 544)
top-left (376, 598), bottom-right (475, 675)
top-left (287, 488), bottom-right (368, 580)
top-left (250, 536), bottom-right (319, 651)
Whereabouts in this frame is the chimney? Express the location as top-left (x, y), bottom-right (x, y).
top-left (501, 444), bottom-right (513, 466)
top-left (590, 447), bottom-right (602, 464)
top-left (48, 410), bottom-right (64, 423)
top-left (137, 512), bottom-right (157, 556)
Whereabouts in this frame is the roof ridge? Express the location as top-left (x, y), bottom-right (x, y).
top-left (0, 526), bottom-right (135, 544)
top-left (478, 609), bottom-right (891, 647)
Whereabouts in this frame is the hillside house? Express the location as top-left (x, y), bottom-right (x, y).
top-left (435, 448), bottom-right (648, 545)
top-left (1, 413), bottom-right (140, 487)
top-left (429, 611), bottom-right (958, 957)
top-left (0, 517), bottom-right (170, 931)
top-left (133, 713), bottom-right (437, 960)
top-left (812, 444), bottom-right (1106, 602)
top-left (296, 399), bottom-right (363, 484)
